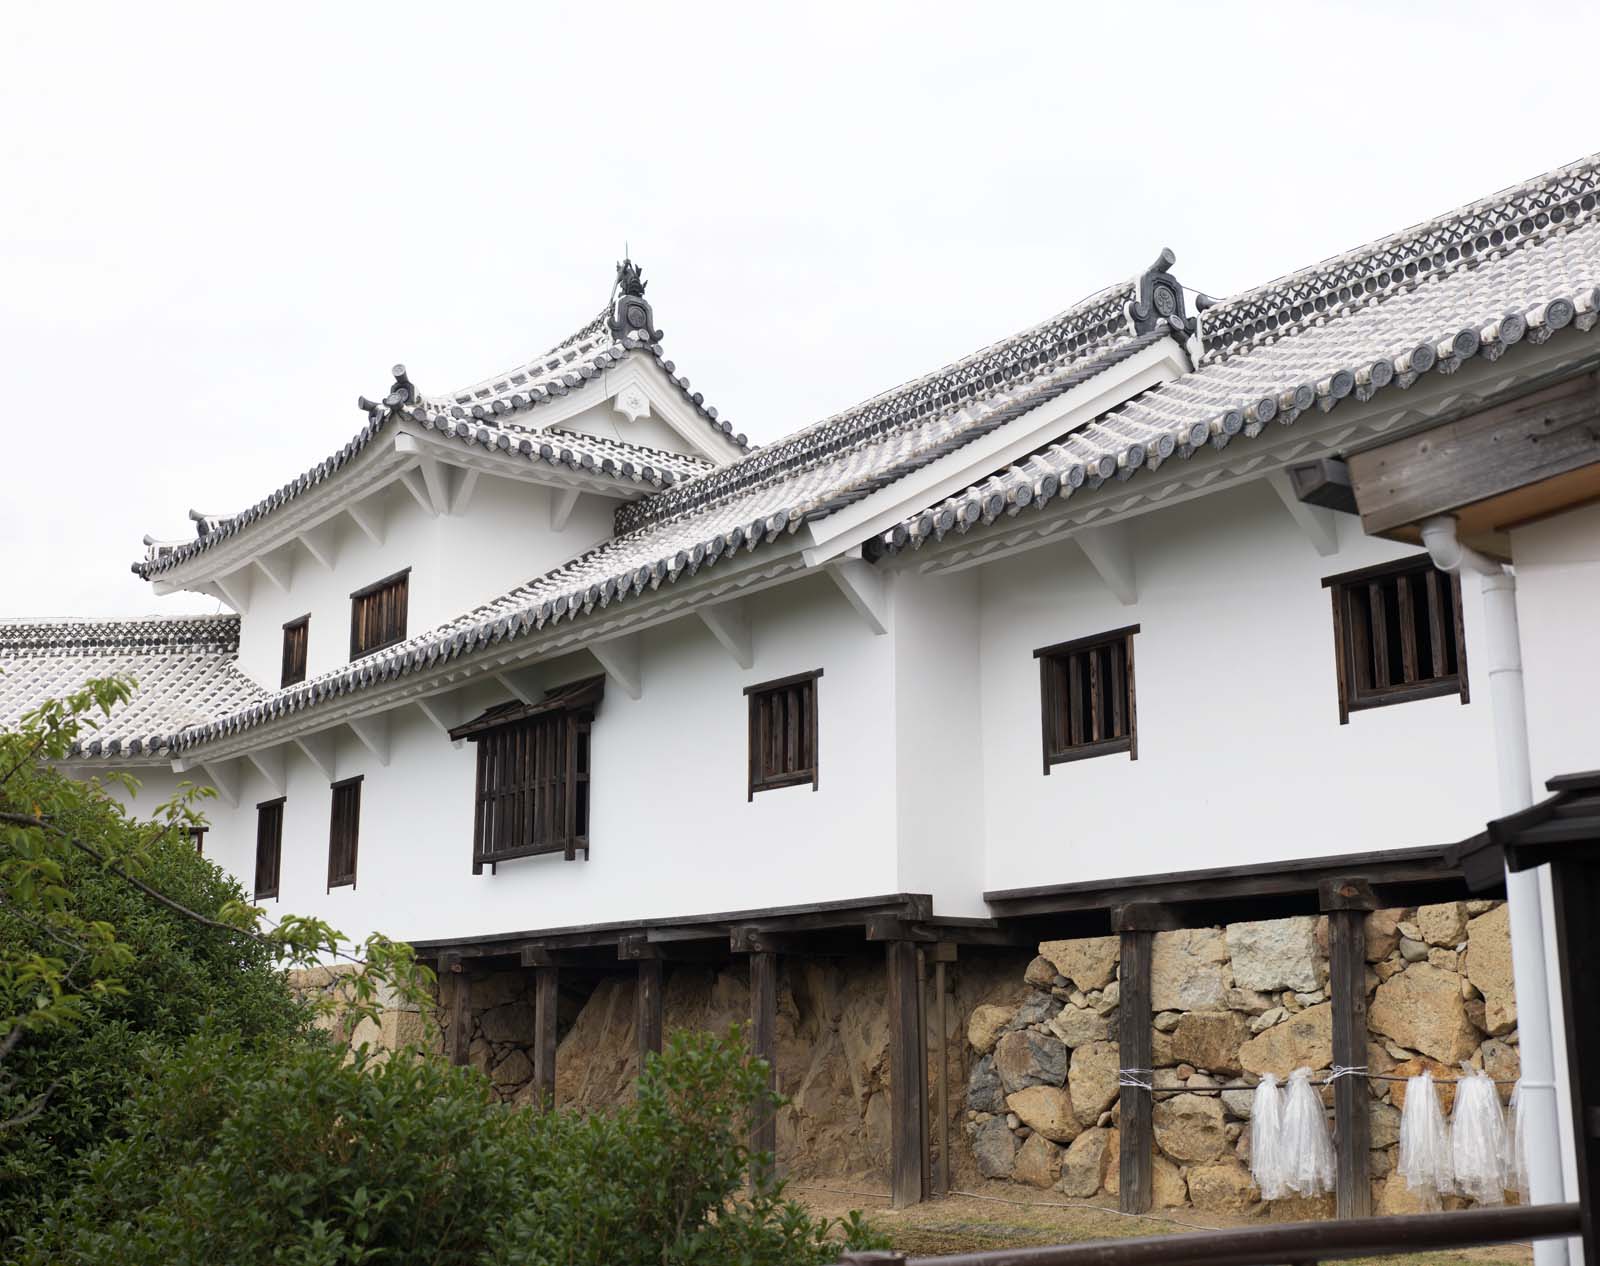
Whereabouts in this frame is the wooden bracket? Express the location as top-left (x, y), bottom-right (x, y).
top-left (1111, 902), bottom-right (1180, 932)
top-left (1318, 877), bottom-right (1379, 912)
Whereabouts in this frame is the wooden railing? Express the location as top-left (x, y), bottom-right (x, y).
top-left (839, 1202), bottom-right (1581, 1266)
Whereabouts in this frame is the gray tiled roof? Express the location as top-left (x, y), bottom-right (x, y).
top-left (880, 154), bottom-right (1600, 551)
top-left (134, 278), bottom-right (735, 581)
top-left (0, 616), bottom-right (265, 759)
top-left (417, 312), bottom-right (749, 452)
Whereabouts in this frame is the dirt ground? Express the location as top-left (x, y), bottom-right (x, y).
top-left (790, 1181), bottom-right (1535, 1265)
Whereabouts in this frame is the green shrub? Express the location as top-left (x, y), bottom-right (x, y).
top-left (0, 812), bottom-right (307, 1241)
top-left (23, 1025), bottom-right (885, 1266)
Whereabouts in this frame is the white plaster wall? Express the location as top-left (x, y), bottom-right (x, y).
top-left (232, 476), bottom-right (616, 693)
top-left (892, 568), bottom-right (988, 916)
top-left (169, 573), bottom-right (899, 945)
top-left (1512, 500), bottom-right (1600, 788)
top-left (976, 479), bottom-right (1503, 892)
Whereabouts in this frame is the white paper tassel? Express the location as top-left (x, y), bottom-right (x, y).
top-left (1250, 1073), bottom-right (1287, 1200)
top-left (1503, 1080), bottom-right (1531, 1203)
top-left (1452, 1066), bottom-right (1508, 1205)
top-left (1280, 1067), bottom-right (1336, 1196)
top-left (1398, 1070), bottom-right (1453, 1205)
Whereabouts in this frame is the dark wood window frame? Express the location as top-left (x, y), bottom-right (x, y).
top-left (349, 568), bottom-right (410, 660)
top-left (254, 797), bottom-right (285, 901)
top-left (744, 669), bottom-right (822, 800)
top-left (1323, 554), bottom-right (1469, 725)
top-left (450, 677), bottom-right (604, 874)
top-left (1034, 625), bottom-right (1139, 773)
top-left (327, 776), bottom-right (362, 891)
top-left (281, 614), bottom-right (310, 687)
top-left (189, 825), bottom-right (207, 855)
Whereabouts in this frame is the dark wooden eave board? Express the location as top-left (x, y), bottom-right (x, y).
top-left (1349, 371), bottom-right (1600, 535)
top-left (409, 891), bottom-right (933, 959)
top-left (984, 844), bottom-right (1488, 922)
top-left (1452, 770), bottom-right (1600, 888)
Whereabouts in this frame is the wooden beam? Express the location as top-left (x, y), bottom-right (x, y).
top-left (532, 964), bottom-right (558, 1112)
top-left (347, 713), bottom-right (391, 766)
top-left (1349, 372), bottom-right (1600, 534)
top-left (198, 759), bottom-right (241, 808)
top-left (550, 486), bottom-right (581, 532)
top-left (293, 732), bottom-right (337, 781)
top-left (636, 958), bottom-right (663, 1083)
top-left (826, 555), bottom-right (889, 635)
top-left (1268, 469), bottom-right (1341, 557)
top-left (1076, 522), bottom-right (1137, 605)
top-left (1323, 878), bottom-right (1376, 1219)
top-left (245, 745), bottom-right (286, 797)
top-left (298, 519), bottom-right (340, 571)
top-left (213, 568), bottom-right (253, 614)
top-left (591, 634), bottom-right (642, 700)
top-left (886, 939), bottom-right (927, 1208)
top-left (750, 950), bottom-right (778, 1186)
top-left (1118, 927), bottom-right (1153, 1214)
top-left (698, 599), bottom-right (754, 669)
top-left (346, 497), bottom-right (385, 546)
top-left (1546, 851), bottom-right (1600, 1266)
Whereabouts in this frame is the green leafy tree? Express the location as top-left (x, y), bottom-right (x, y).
top-left (0, 678), bottom-right (433, 1239)
top-left (22, 1026), bottom-right (886, 1266)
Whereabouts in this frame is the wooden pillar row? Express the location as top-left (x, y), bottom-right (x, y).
top-left (1115, 914), bottom-right (1154, 1215)
top-left (636, 957), bottom-right (664, 1078)
top-left (527, 956), bottom-right (558, 1112)
top-left (886, 938), bottom-right (928, 1208)
top-left (444, 953), bottom-right (471, 1067)
top-left (1321, 878), bottom-right (1375, 1219)
top-left (749, 949), bottom-right (778, 1186)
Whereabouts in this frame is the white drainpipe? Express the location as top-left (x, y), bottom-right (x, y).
top-left (1420, 515), bottom-right (1568, 1266)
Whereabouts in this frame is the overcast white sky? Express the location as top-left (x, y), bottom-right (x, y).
top-left (4, 2), bottom-right (1596, 619)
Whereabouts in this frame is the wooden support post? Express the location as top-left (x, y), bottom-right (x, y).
top-left (532, 964), bottom-right (558, 1112)
top-left (1117, 928), bottom-right (1153, 1213)
top-left (444, 955), bottom-right (471, 1067)
top-left (917, 947), bottom-right (932, 1201)
top-left (933, 942), bottom-right (957, 1198)
top-left (886, 939), bottom-right (928, 1208)
top-left (636, 957), bottom-right (663, 1080)
top-left (1322, 878), bottom-right (1376, 1219)
top-left (1547, 852), bottom-right (1600, 1266)
top-left (750, 950), bottom-right (778, 1185)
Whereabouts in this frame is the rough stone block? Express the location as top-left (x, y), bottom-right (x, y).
top-left (1038, 936), bottom-right (1120, 991)
top-left (1370, 964), bottom-right (1480, 1065)
top-left (1226, 917), bottom-right (1320, 993)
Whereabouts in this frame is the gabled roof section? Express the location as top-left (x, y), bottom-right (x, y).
top-left (879, 154), bottom-right (1600, 552)
top-left (403, 258), bottom-right (748, 450)
top-left (133, 261), bottom-right (736, 581)
top-left (0, 615), bottom-right (265, 760)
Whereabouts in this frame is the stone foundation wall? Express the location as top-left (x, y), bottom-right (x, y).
top-left (286, 964), bottom-right (429, 1056)
top-left (432, 950), bottom-right (1023, 1184)
top-left (964, 901), bottom-right (1520, 1216)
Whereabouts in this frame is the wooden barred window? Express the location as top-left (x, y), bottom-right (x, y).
top-left (449, 677), bottom-right (604, 873)
top-left (1034, 625), bottom-right (1138, 772)
top-left (1324, 555), bottom-right (1468, 724)
top-left (327, 776), bottom-right (362, 890)
top-left (254, 798), bottom-right (284, 900)
top-left (189, 825), bottom-right (207, 855)
top-left (281, 615), bottom-right (309, 687)
top-left (744, 669), bottom-right (822, 799)
top-left (349, 569), bottom-right (409, 660)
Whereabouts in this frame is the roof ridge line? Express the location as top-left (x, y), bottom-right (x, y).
top-left (613, 253), bottom-right (1190, 537)
top-left (1197, 152), bottom-right (1600, 364)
